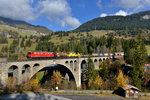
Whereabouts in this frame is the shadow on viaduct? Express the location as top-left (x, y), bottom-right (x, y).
top-left (0, 56), bottom-right (111, 88)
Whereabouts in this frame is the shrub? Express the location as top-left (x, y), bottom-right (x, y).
top-left (93, 76), bottom-right (103, 89)
top-left (23, 78), bottom-right (39, 91)
top-left (30, 78), bottom-right (39, 91)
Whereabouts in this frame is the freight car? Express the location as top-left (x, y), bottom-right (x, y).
top-left (67, 52), bottom-right (81, 57)
top-left (55, 52), bottom-right (67, 57)
top-left (114, 52), bottom-right (124, 56)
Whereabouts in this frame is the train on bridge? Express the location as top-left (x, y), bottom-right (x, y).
top-left (27, 52), bottom-right (124, 59)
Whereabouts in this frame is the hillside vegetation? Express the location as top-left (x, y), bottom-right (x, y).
top-left (74, 11), bottom-right (150, 32)
top-left (0, 16), bottom-right (53, 35)
top-left (0, 25), bottom-right (40, 37)
top-left (1, 10), bottom-right (150, 59)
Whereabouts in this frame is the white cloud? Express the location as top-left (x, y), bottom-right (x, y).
top-left (114, 0), bottom-right (140, 9)
top-left (0, 0), bottom-right (35, 21)
top-left (38, 0), bottom-right (81, 29)
top-left (114, 0), bottom-right (150, 11)
top-left (60, 16), bottom-right (81, 28)
top-left (97, 0), bottom-right (102, 9)
top-left (115, 10), bottom-right (128, 16)
top-left (100, 10), bottom-right (128, 17)
top-left (0, 0), bottom-right (81, 29)
top-left (100, 13), bottom-right (107, 17)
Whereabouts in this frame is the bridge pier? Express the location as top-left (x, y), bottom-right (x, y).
top-left (74, 57), bottom-right (81, 89)
top-left (0, 63), bottom-right (8, 87)
top-left (17, 66), bottom-right (22, 85)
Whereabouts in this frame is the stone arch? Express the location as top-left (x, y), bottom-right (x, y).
top-left (65, 61), bottom-right (69, 66)
top-left (94, 59), bottom-right (98, 69)
top-left (29, 62), bottom-right (77, 88)
top-left (99, 59), bottom-right (102, 62)
top-left (22, 64), bottom-right (30, 74)
top-left (70, 60), bottom-right (73, 70)
top-left (8, 65), bottom-right (18, 84)
top-left (109, 57), bottom-right (112, 60)
top-left (99, 59), bottom-right (102, 69)
top-left (81, 60), bottom-right (87, 84)
top-left (33, 63), bottom-right (40, 73)
top-left (33, 63), bottom-right (40, 68)
top-left (81, 60), bottom-right (86, 71)
top-left (22, 64), bottom-right (31, 82)
top-left (57, 64), bottom-right (77, 88)
top-left (74, 60), bottom-right (77, 71)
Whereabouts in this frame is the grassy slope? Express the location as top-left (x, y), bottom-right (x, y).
top-left (0, 30), bottom-right (109, 57)
top-left (1, 29), bottom-right (150, 55)
top-left (0, 25), bottom-right (40, 37)
top-left (49, 30), bottom-right (109, 45)
top-left (0, 39), bottom-right (37, 60)
top-left (146, 45), bottom-right (150, 55)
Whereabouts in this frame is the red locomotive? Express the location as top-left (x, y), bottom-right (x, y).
top-left (27, 52), bottom-right (54, 59)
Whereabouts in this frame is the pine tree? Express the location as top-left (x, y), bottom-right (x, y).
top-left (87, 56), bottom-right (95, 80)
top-left (25, 39), bottom-right (31, 47)
top-left (131, 34), bottom-right (147, 88)
top-left (87, 56), bottom-right (98, 82)
top-left (100, 61), bottom-right (109, 80)
top-left (20, 38), bottom-right (24, 48)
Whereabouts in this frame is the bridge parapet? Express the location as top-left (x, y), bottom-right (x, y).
top-left (0, 58), bottom-right (7, 63)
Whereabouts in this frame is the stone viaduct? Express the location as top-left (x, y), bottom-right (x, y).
top-left (0, 56), bottom-right (111, 88)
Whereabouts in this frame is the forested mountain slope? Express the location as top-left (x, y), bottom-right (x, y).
top-left (74, 11), bottom-right (150, 32)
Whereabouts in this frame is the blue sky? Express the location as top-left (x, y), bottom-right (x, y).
top-left (0, 0), bottom-right (150, 31)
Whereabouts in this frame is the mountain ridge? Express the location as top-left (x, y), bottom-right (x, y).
top-left (0, 16), bottom-right (53, 34)
top-left (74, 10), bottom-right (150, 32)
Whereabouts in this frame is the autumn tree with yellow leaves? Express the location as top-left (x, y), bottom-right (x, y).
top-left (23, 78), bottom-right (39, 91)
top-left (114, 70), bottom-right (127, 90)
top-left (51, 70), bottom-right (63, 89)
top-left (93, 75), bottom-right (103, 89)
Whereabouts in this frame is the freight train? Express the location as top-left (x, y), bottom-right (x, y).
top-left (26, 52), bottom-right (81, 59)
top-left (26, 51), bottom-right (124, 59)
